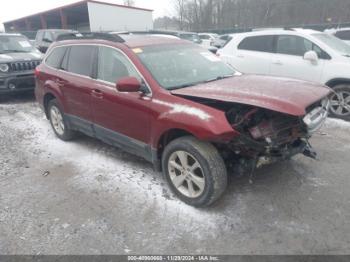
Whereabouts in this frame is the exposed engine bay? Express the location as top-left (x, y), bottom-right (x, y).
top-left (181, 96), bottom-right (329, 177)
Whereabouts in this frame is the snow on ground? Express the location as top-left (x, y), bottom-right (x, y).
top-left (324, 117), bottom-right (350, 130)
top-left (1, 99), bottom-right (350, 254)
top-left (0, 102), bottom-right (235, 230)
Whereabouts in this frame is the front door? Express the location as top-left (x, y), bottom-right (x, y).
top-left (270, 35), bottom-right (325, 82)
top-left (91, 46), bottom-right (152, 159)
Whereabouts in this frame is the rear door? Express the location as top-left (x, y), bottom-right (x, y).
top-left (59, 45), bottom-right (97, 135)
top-left (270, 35), bottom-right (326, 82)
top-left (231, 35), bottom-right (274, 75)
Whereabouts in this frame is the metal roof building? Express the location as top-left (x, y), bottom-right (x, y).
top-left (3, 0), bottom-right (153, 32)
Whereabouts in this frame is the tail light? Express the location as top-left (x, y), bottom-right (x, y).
top-left (34, 68), bottom-right (40, 78)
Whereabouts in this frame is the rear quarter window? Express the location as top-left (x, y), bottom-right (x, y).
top-left (238, 35), bottom-right (274, 52)
top-left (45, 47), bottom-right (68, 69)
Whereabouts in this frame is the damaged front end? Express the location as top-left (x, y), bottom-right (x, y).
top-left (218, 98), bottom-right (329, 176)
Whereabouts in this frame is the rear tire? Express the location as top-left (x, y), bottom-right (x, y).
top-left (162, 136), bottom-right (227, 207)
top-left (329, 84), bottom-right (350, 121)
top-left (48, 99), bottom-right (76, 141)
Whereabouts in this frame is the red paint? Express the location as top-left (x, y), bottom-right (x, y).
top-left (35, 38), bottom-right (329, 153)
top-left (172, 75), bottom-right (330, 116)
top-left (116, 77), bottom-right (141, 93)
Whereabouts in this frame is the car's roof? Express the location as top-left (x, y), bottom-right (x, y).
top-left (199, 32), bottom-right (218, 35)
top-left (124, 35), bottom-right (187, 48)
top-left (55, 35), bottom-right (189, 49)
top-left (234, 28), bottom-right (322, 37)
top-left (38, 29), bottom-right (77, 32)
top-left (0, 33), bottom-right (24, 37)
top-left (334, 27), bottom-right (350, 32)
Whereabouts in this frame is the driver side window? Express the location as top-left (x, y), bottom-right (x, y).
top-left (276, 35), bottom-right (330, 59)
top-left (97, 46), bottom-right (141, 84)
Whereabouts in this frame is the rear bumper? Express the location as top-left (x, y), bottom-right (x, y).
top-left (0, 73), bottom-right (35, 94)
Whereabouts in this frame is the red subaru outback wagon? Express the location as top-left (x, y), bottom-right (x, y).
top-left (35, 33), bottom-right (330, 207)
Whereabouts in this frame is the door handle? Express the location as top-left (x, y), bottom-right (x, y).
top-left (237, 54), bottom-right (244, 58)
top-left (91, 89), bottom-right (103, 99)
top-left (273, 60), bottom-right (283, 65)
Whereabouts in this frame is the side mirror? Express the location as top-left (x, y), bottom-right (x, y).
top-left (304, 51), bottom-right (318, 63)
top-left (116, 76), bottom-right (141, 93)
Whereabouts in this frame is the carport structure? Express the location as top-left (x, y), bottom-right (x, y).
top-left (3, 0), bottom-right (153, 32)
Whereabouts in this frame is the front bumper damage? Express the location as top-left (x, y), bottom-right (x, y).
top-left (256, 139), bottom-right (314, 168)
top-left (224, 99), bottom-right (329, 180)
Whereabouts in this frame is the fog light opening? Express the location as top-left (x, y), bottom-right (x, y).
top-left (8, 83), bottom-right (16, 90)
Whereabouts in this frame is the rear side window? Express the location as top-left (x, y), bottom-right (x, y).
top-left (238, 35), bottom-right (274, 52)
top-left (335, 30), bottom-right (350, 41)
top-left (45, 47), bottom-right (67, 69)
top-left (67, 45), bottom-right (96, 77)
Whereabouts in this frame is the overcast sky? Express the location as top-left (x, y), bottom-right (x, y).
top-left (0, 0), bottom-right (174, 31)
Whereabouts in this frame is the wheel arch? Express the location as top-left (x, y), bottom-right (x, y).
top-left (43, 92), bottom-right (57, 119)
top-left (153, 128), bottom-right (196, 171)
top-left (326, 78), bottom-right (350, 88)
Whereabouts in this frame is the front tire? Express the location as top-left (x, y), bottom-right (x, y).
top-left (162, 136), bottom-right (227, 207)
top-left (48, 99), bottom-right (76, 141)
top-left (329, 85), bottom-right (350, 121)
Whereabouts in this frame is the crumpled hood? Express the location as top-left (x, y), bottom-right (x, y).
top-left (171, 75), bottom-right (330, 116)
top-left (0, 51), bottom-right (42, 63)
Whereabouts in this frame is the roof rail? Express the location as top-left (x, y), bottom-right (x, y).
top-left (56, 32), bottom-right (125, 43)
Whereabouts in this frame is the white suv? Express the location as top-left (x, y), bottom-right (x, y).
top-left (218, 29), bottom-right (350, 120)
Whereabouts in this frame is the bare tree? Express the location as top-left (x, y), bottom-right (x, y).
top-left (171, 0), bottom-right (350, 32)
top-left (173, 0), bottom-right (188, 30)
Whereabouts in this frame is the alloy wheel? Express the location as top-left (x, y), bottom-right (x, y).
top-left (167, 151), bottom-right (205, 198)
top-left (50, 106), bottom-right (65, 136)
top-left (329, 90), bottom-right (350, 117)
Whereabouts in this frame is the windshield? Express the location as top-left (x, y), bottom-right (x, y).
top-left (0, 35), bottom-right (35, 54)
top-left (312, 33), bottom-right (350, 56)
top-left (137, 44), bottom-right (235, 90)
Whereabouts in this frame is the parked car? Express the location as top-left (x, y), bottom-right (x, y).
top-left (35, 29), bottom-right (78, 53)
top-left (325, 27), bottom-right (350, 45)
top-left (198, 33), bottom-right (219, 47)
top-left (218, 29), bottom-right (350, 120)
top-left (0, 33), bottom-right (42, 95)
top-left (35, 34), bottom-right (329, 207)
top-left (148, 30), bottom-right (203, 44)
top-left (19, 31), bottom-right (37, 45)
top-left (212, 34), bottom-right (233, 48)
top-left (126, 30), bottom-right (220, 54)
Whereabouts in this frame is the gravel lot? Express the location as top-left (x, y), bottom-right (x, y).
top-left (0, 93), bottom-right (350, 255)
